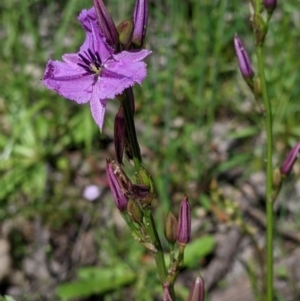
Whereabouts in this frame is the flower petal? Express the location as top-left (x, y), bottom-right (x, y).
top-left (78, 7), bottom-right (113, 62)
top-left (96, 69), bottom-right (142, 99)
top-left (90, 90), bottom-right (107, 129)
top-left (78, 7), bottom-right (97, 32)
top-left (43, 59), bottom-right (93, 104)
top-left (113, 49), bottom-right (151, 62)
top-left (103, 58), bottom-right (148, 84)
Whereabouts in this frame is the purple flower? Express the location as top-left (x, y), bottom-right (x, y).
top-left (43, 7), bottom-right (151, 129)
top-left (280, 142), bottom-right (300, 176)
top-left (234, 34), bottom-right (254, 79)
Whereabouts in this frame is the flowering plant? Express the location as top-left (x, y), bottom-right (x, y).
top-left (42, 1), bottom-right (203, 300)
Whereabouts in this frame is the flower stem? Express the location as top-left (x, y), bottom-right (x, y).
top-left (143, 209), bottom-right (168, 283)
top-left (255, 45), bottom-right (274, 301)
top-left (122, 89), bottom-right (142, 172)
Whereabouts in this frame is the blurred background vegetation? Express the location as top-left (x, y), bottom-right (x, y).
top-left (1, 0), bottom-right (300, 300)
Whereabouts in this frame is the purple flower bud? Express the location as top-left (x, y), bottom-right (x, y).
top-left (177, 196), bottom-right (191, 245)
top-left (187, 276), bottom-right (205, 301)
top-left (234, 34), bottom-right (254, 79)
top-left (106, 160), bottom-right (128, 211)
top-left (264, 0), bottom-right (277, 11)
top-left (132, 0), bottom-right (148, 48)
top-left (93, 0), bottom-right (119, 47)
top-left (280, 142), bottom-right (300, 176)
top-left (114, 105), bottom-right (126, 164)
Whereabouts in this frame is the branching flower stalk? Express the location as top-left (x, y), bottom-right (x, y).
top-left (253, 2), bottom-right (274, 300)
top-left (42, 1), bottom-right (202, 300)
top-left (235, 1), bottom-right (278, 300)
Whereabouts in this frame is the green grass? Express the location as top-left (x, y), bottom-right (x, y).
top-left (1, 0), bottom-right (300, 300)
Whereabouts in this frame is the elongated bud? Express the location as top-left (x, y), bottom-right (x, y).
top-left (132, 0), bottom-right (148, 48)
top-left (234, 34), bottom-right (254, 85)
top-left (264, 0), bottom-right (277, 13)
top-left (177, 196), bottom-right (191, 246)
top-left (93, 0), bottom-right (119, 47)
top-left (187, 276), bottom-right (205, 301)
top-left (117, 18), bottom-right (134, 50)
top-left (117, 88), bottom-right (135, 114)
top-left (127, 199), bottom-right (143, 224)
top-left (164, 211), bottom-right (178, 244)
top-left (114, 105), bottom-right (126, 164)
top-left (280, 142), bottom-right (300, 176)
top-left (106, 160), bottom-right (128, 211)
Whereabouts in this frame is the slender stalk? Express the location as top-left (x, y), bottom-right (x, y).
top-left (143, 209), bottom-right (176, 299)
top-left (143, 209), bottom-right (168, 282)
top-left (122, 89), bottom-right (142, 172)
top-left (255, 45), bottom-right (274, 301)
top-left (121, 89), bottom-right (172, 297)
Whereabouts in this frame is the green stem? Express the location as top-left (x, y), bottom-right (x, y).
top-left (143, 209), bottom-right (177, 299)
top-left (143, 209), bottom-right (168, 282)
top-left (122, 89), bottom-right (142, 172)
top-left (256, 45), bottom-right (274, 301)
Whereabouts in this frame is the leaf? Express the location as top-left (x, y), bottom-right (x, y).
top-left (56, 265), bottom-right (136, 300)
top-left (182, 235), bottom-right (216, 269)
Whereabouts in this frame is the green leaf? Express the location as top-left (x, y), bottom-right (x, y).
top-left (56, 265), bottom-right (136, 300)
top-left (183, 235), bottom-right (216, 269)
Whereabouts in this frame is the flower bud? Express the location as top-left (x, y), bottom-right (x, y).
top-left (117, 18), bottom-right (134, 49)
top-left (127, 199), bottom-right (143, 224)
top-left (187, 276), bottom-right (205, 301)
top-left (93, 0), bottom-right (119, 47)
top-left (132, 0), bottom-right (148, 48)
top-left (114, 105), bottom-right (126, 164)
top-left (177, 196), bottom-right (191, 246)
top-left (136, 166), bottom-right (155, 207)
top-left (264, 0), bottom-right (277, 13)
top-left (280, 142), bottom-right (300, 176)
top-left (106, 160), bottom-right (129, 211)
top-left (164, 211), bottom-right (178, 244)
top-left (234, 35), bottom-right (254, 82)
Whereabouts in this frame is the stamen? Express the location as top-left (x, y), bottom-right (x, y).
top-left (77, 63), bottom-right (92, 73)
top-left (88, 49), bottom-right (97, 62)
top-left (77, 48), bottom-right (103, 75)
top-left (78, 53), bottom-right (90, 66)
top-left (95, 52), bottom-right (102, 64)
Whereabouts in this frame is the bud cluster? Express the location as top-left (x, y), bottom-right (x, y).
top-left (93, 0), bottom-right (148, 52)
